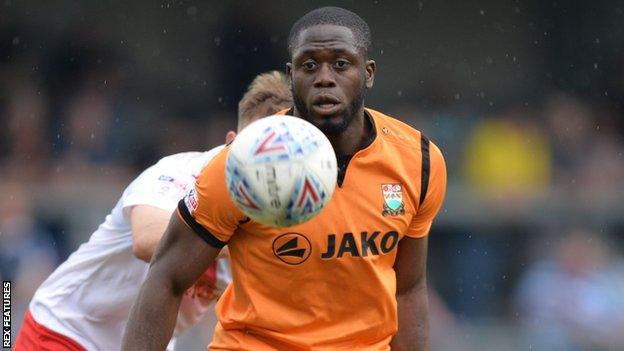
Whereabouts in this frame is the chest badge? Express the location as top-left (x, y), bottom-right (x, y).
top-left (381, 184), bottom-right (405, 216)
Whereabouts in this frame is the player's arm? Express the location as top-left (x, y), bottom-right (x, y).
top-left (123, 148), bottom-right (239, 351)
top-left (391, 236), bottom-right (429, 351)
top-left (130, 205), bottom-right (171, 262)
top-left (392, 139), bottom-right (447, 351)
top-left (122, 211), bottom-right (221, 351)
top-left (123, 159), bottom-right (195, 263)
top-left (127, 146), bottom-right (227, 263)
top-left (130, 205), bottom-right (229, 262)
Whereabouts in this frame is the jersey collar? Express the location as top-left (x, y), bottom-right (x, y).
top-left (277, 107), bottom-right (379, 187)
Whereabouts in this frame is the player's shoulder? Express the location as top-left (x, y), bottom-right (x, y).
top-left (367, 107), bottom-right (444, 162)
top-left (149, 146), bottom-right (222, 175)
top-left (367, 108), bottom-right (425, 146)
top-left (129, 146), bottom-right (226, 187)
top-left (157, 146), bottom-right (224, 168)
top-left (195, 144), bottom-right (230, 182)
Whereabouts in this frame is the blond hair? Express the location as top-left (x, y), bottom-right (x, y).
top-left (238, 71), bottom-right (293, 130)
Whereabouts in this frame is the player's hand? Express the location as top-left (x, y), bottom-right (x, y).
top-left (225, 131), bottom-right (237, 144)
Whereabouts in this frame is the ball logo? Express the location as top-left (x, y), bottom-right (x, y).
top-left (295, 177), bottom-right (322, 215)
top-left (272, 232), bottom-right (312, 265)
top-left (254, 129), bottom-right (288, 156)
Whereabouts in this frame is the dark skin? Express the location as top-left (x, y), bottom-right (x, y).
top-left (287, 24), bottom-right (375, 156)
top-left (122, 24), bottom-right (429, 351)
top-left (393, 236), bottom-right (430, 351)
top-left (122, 214), bottom-right (220, 351)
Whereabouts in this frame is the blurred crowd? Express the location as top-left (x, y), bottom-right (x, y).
top-left (1, 12), bottom-right (624, 351)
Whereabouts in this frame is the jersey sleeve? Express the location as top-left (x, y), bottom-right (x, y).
top-left (177, 147), bottom-right (245, 248)
top-left (406, 141), bottom-right (447, 238)
top-left (122, 147), bottom-right (224, 217)
top-left (122, 163), bottom-right (190, 215)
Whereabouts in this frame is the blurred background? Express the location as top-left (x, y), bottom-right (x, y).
top-left (1, 0), bottom-right (623, 350)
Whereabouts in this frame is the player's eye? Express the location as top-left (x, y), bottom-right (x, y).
top-left (334, 59), bottom-right (350, 69)
top-left (302, 61), bottom-right (317, 70)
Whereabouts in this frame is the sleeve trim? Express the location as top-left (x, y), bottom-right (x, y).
top-left (177, 200), bottom-right (227, 249)
top-left (419, 134), bottom-right (430, 206)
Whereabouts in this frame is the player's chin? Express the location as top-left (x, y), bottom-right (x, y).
top-left (314, 115), bottom-right (350, 135)
top-left (307, 110), bottom-right (337, 123)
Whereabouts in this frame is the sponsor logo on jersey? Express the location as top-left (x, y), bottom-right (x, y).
top-left (158, 175), bottom-right (174, 182)
top-left (159, 174), bottom-right (189, 192)
top-left (272, 233), bottom-right (312, 265)
top-left (184, 188), bottom-right (199, 214)
top-left (321, 231), bottom-right (400, 259)
top-left (381, 184), bottom-right (405, 216)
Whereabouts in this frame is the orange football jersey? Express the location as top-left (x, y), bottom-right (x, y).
top-left (178, 108), bottom-right (447, 350)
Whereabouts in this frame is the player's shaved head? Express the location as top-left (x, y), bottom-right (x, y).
top-left (237, 71), bottom-right (293, 131)
top-left (288, 7), bottom-right (372, 57)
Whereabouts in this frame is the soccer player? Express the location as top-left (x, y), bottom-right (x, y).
top-left (13, 71), bottom-right (293, 351)
top-left (123, 7), bottom-right (447, 351)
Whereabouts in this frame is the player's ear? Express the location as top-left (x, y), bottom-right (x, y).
top-left (286, 62), bottom-right (292, 77)
top-left (365, 59), bottom-right (376, 89)
top-left (225, 131), bottom-right (237, 145)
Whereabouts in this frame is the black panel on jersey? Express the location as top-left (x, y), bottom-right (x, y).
top-left (336, 155), bottom-right (352, 187)
top-left (336, 110), bottom-right (377, 187)
top-left (177, 200), bottom-right (227, 249)
top-left (419, 134), bottom-right (430, 206)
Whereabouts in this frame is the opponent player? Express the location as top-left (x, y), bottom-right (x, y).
top-left (123, 7), bottom-right (447, 351)
top-left (13, 71), bottom-right (293, 351)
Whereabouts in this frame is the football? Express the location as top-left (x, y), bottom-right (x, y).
top-left (225, 115), bottom-right (337, 227)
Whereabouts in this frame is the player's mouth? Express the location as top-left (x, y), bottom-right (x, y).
top-left (311, 95), bottom-right (341, 116)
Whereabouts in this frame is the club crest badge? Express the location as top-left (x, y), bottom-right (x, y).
top-left (382, 183), bottom-right (405, 216)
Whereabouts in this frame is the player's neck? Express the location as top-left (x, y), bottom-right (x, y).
top-left (327, 109), bottom-right (370, 157)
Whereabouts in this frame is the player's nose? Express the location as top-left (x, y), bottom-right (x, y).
top-left (313, 63), bottom-right (336, 88)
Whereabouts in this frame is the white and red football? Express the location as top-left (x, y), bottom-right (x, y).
top-left (225, 115), bottom-right (337, 227)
